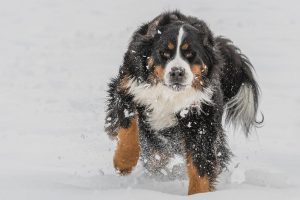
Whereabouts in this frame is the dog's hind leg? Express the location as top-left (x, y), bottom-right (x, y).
top-left (113, 117), bottom-right (140, 175)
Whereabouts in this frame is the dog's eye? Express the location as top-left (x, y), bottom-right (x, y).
top-left (160, 51), bottom-right (171, 59)
top-left (185, 52), bottom-right (194, 58)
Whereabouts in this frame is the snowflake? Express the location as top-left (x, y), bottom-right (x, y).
top-left (155, 154), bottom-right (161, 160)
top-left (124, 109), bottom-right (134, 118)
top-left (180, 109), bottom-right (189, 118)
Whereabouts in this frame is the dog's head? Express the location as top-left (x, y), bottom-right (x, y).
top-left (127, 11), bottom-right (218, 92)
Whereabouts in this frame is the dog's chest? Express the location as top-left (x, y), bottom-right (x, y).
top-left (128, 81), bottom-right (213, 131)
top-left (145, 96), bottom-right (182, 130)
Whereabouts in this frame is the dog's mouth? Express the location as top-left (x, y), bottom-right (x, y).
top-left (166, 83), bottom-right (187, 91)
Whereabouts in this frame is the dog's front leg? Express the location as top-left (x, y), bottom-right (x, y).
top-left (113, 117), bottom-right (140, 175)
top-left (185, 131), bottom-right (216, 195)
top-left (179, 109), bottom-right (223, 195)
top-left (186, 154), bottom-right (212, 194)
top-left (105, 77), bottom-right (140, 175)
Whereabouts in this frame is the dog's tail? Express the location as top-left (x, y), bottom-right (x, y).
top-left (216, 36), bottom-right (263, 136)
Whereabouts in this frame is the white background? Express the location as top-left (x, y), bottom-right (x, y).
top-left (0, 0), bottom-right (299, 199)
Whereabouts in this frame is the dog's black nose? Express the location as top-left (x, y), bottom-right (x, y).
top-left (169, 67), bottom-right (185, 83)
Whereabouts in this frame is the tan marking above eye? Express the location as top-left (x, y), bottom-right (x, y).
top-left (181, 43), bottom-right (189, 50)
top-left (168, 42), bottom-right (175, 50)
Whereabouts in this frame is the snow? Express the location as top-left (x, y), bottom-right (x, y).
top-left (154, 154), bottom-right (161, 161)
top-left (124, 109), bottom-right (134, 118)
top-left (180, 109), bottom-right (189, 118)
top-left (187, 122), bottom-right (192, 128)
top-left (0, 0), bottom-right (300, 199)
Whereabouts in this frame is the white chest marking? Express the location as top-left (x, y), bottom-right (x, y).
top-left (128, 80), bottom-right (213, 131)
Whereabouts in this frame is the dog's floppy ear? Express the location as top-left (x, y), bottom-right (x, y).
top-left (145, 15), bottom-right (164, 38)
top-left (131, 12), bottom-right (183, 51)
top-left (144, 13), bottom-right (181, 38)
top-left (187, 17), bottom-right (214, 47)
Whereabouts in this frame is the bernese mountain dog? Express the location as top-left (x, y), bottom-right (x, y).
top-left (105, 11), bottom-right (262, 195)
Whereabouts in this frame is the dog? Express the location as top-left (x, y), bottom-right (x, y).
top-left (105, 11), bottom-right (262, 195)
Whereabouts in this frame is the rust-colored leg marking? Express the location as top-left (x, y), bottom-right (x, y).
top-left (113, 117), bottom-right (140, 175)
top-left (187, 156), bottom-right (211, 195)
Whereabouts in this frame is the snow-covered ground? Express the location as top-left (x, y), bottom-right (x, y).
top-left (0, 0), bottom-right (299, 199)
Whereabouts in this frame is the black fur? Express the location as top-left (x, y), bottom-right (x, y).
top-left (105, 11), bottom-right (262, 188)
top-left (216, 37), bottom-right (262, 135)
